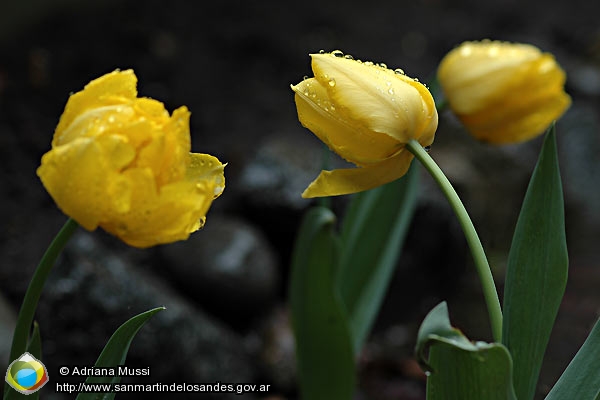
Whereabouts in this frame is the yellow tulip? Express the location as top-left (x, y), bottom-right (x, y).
top-left (291, 51), bottom-right (438, 198)
top-left (37, 70), bottom-right (225, 248)
top-left (437, 40), bottom-right (571, 144)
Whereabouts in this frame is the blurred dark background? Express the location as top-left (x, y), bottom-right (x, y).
top-left (1, 0), bottom-right (599, 399)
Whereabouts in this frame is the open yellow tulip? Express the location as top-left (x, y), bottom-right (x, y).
top-left (437, 40), bottom-right (571, 144)
top-left (37, 70), bottom-right (225, 248)
top-left (292, 51), bottom-right (438, 198)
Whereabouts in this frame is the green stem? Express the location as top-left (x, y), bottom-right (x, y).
top-left (8, 218), bottom-right (79, 362)
top-left (406, 140), bottom-right (502, 342)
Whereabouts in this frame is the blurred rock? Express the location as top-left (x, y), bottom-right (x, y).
top-left (159, 214), bottom-right (279, 329)
top-left (233, 133), bottom-right (350, 273)
top-left (235, 133), bottom-right (322, 211)
top-left (254, 307), bottom-right (296, 394)
top-left (36, 230), bottom-right (257, 400)
top-left (0, 293), bottom-right (16, 366)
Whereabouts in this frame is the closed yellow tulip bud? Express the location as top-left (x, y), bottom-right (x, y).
top-left (437, 40), bottom-right (571, 144)
top-left (291, 51), bottom-right (438, 198)
top-left (37, 70), bottom-right (225, 248)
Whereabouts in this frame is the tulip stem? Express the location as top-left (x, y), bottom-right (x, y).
top-left (8, 218), bottom-right (79, 363)
top-left (406, 140), bottom-right (502, 342)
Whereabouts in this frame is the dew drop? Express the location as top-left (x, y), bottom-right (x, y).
top-left (388, 88), bottom-right (394, 95)
top-left (319, 49), bottom-right (326, 54)
top-left (378, 62), bottom-right (388, 69)
top-left (328, 78), bottom-right (336, 87)
top-left (424, 145), bottom-right (431, 152)
top-left (344, 54), bottom-right (354, 60)
top-left (331, 50), bottom-right (344, 57)
top-left (394, 68), bottom-right (405, 75)
top-left (364, 61), bottom-right (374, 66)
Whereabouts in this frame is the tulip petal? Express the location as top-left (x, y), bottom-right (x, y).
top-left (100, 165), bottom-right (221, 248)
top-left (187, 153), bottom-right (226, 198)
top-left (293, 79), bottom-right (403, 165)
top-left (302, 150), bottom-right (414, 198)
top-left (438, 42), bottom-right (542, 114)
top-left (37, 136), bottom-right (135, 230)
top-left (99, 152), bottom-right (225, 247)
top-left (310, 54), bottom-right (435, 144)
top-left (135, 106), bottom-right (191, 186)
top-left (460, 89), bottom-right (571, 144)
top-left (54, 70), bottom-right (138, 145)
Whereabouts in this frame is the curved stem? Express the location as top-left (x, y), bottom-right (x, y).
top-left (406, 140), bottom-right (502, 342)
top-left (8, 218), bottom-right (79, 362)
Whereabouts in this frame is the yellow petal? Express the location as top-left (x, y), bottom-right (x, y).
top-left (37, 136), bottom-right (135, 230)
top-left (100, 167), bottom-right (218, 248)
top-left (292, 78), bottom-right (402, 165)
top-left (187, 153), bottom-right (226, 198)
top-left (134, 106), bottom-right (190, 187)
top-left (54, 70), bottom-right (137, 146)
top-left (437, 42), bottom-right (542, 114)
top-left (438, 41), bottom-right (571, 144)
top-left (302, 150), bottom-right (414, 198)
top-left (460, 88), bottom-right (571, 144)
top-left (311, 53), bottom-right (436, 144)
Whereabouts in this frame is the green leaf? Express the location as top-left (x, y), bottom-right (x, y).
top-left (75, 307), bottom-right (165, 400)
top-left (26, 322), bottom-right (42, 359)
top-left (545, 317), bottom-right (600, 400)
top-left (339, 162), bottom-right (419, 353)
top-left (502, 126), bottom-right (568, 400)
top-left (416, 302), bottom-right (517, 400)
top-left (289, 207), bottom-right (355, 400)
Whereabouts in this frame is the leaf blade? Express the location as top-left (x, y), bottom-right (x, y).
top-left (545, 317), bottom-right (600, 400)
top-left (339, 163), bottom-right (419, 352)
top-left (416, 302), bottom-right (517, 400)
top-left (75, 307), bottom-right (165, 400)
top-left (502, 126), bottom-right (569, 400)
top-left (289, 207), bottom-right (355, 400)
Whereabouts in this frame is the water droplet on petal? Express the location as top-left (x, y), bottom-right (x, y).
top-left (331, 50), bottom-right (344, 57)
top-left (328, 78), bottom-right (336, 87)
top-left (394, 68), bottom-right (405, 75)
top-left (344, 54), bottom-right (354, 60)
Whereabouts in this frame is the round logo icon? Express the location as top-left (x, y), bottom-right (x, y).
top-left (5, 352), bottom-right (49, 395)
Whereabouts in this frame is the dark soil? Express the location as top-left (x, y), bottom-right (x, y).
top-left (1, 0), bottom-right (599, 399)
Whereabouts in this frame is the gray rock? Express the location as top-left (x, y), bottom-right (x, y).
top-left (35, 230), bottom-right (257, 400)
top-left (236, 133), bottom-right (324, 211)
top-left (159, 214), bottom-right (280, 329)
top-left (0, 293), bottom-right (16, 366)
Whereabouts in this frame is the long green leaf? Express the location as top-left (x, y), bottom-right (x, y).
top-left (75, 307), bottom-right (165, 400)
top-left (502, 126), bottom-right (568, 400)
top-left (416, 302), bottom-right (517, 400)
top-left (339, 162), bottom-right (419, 353)
top-left (545, 317), bottom-right (600, 400)
top-left (289, 207), bottom-right (355, 400)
